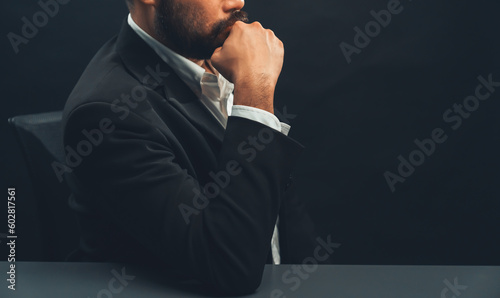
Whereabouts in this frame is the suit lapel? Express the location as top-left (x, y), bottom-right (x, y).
top-left (162, 73), bottom-right (225, 145)
top-left (115, 18), bottom-right (224, 145)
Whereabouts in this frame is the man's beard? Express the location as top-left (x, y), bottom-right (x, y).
top-left (154, 0), bottom-right (249, 60)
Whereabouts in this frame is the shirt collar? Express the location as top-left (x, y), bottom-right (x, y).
top-left (127, 14), bottom-right (233, 99)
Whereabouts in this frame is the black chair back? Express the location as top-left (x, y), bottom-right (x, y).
top-left (9, 111), bottom-right (78, 261)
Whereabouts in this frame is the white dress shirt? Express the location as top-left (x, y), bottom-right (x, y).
top-left (128, 14), bottom-right (287, 264)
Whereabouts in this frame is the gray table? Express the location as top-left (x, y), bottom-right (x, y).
top-left (1, 262), bottom-right (499, 297)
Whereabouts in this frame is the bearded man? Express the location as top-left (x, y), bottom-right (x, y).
top-left (62, 0), bottom-right (328, 294)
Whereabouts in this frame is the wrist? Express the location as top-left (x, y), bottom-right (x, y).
top-left (233, 80), bottom-right (275, 114)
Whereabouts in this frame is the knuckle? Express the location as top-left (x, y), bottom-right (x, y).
top-left (233, 21), bottom-right (244, 30)
top-left (233, 21), bottom-right (241, 28)
top-left (252, 21), bottom-right (263, 28)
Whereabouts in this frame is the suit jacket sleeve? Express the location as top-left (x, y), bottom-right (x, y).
top-left (63, 101), bottom-right (303, 295)
top-left (279, 177), bottom-right (334, 264)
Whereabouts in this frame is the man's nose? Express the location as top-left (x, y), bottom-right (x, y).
top-left (223, 0), bottom-right (245, 12)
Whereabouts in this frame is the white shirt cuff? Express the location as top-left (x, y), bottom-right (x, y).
top-left (231, 105), bottom-right (291, 136)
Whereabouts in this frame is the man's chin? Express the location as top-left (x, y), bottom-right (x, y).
top-left (214, 29), bottom-right (232, 47)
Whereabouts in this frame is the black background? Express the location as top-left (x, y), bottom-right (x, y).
top-left (2, 0), bottom-right (499, 264)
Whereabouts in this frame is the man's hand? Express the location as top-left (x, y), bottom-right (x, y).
top-left (211, 21), bottom-right (284, 114)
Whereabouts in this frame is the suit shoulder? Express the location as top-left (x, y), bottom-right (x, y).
top-left (63, 38), bottom-right (146, 120)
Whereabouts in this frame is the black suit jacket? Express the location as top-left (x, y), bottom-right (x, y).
top-left (62, 20), bottom-right (323, 294)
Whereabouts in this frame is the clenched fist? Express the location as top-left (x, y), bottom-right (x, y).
top-left (211, 21), bottom-right (284, 114)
